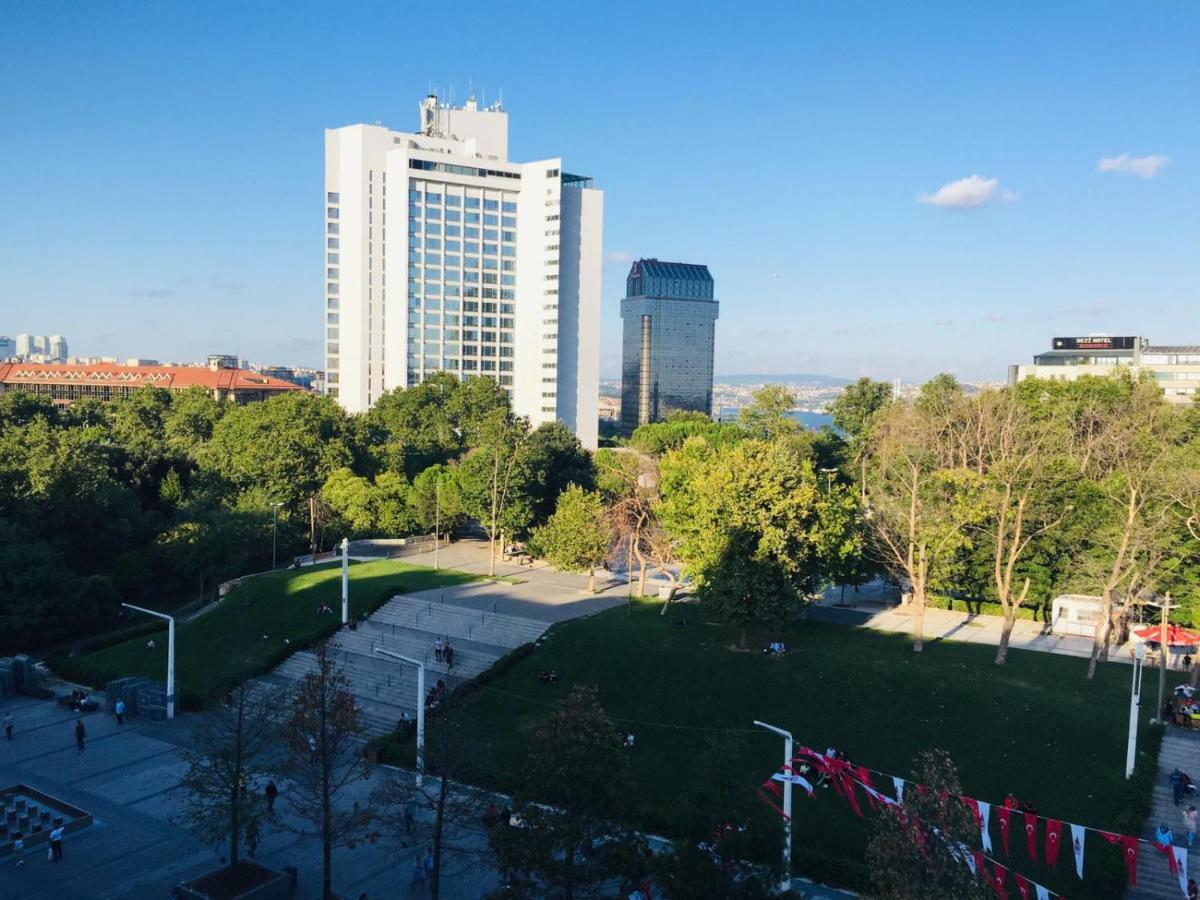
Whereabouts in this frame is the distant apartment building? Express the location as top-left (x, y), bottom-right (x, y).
top-left (207, 354), bottom-right (241, 370)
top-left (324, 93), bottom-right (603, 448)
top-left (1008, 335), bottom-right (1200, 404)
top-left (0, 362), bottom-right (302, 406)
top-left (0, 336), bottom-right (14, 360)
top-left (10, 333), bottom-right (68, 362)
top-left (620, 259), bottom-right (719, 431)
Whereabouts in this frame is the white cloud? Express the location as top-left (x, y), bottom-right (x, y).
top-left (1096, 154), bottom-right (1169, 178)
top-left (918, 175), bottom-right (1015, 210)
top-left (604, 249), bottom-right (634, 264)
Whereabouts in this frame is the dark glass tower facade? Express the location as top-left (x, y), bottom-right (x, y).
top-left (620, 259), bottom-right (719, 431)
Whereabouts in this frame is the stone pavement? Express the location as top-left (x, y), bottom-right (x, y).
top-left (0, 690), bottom-right (497, 899)
top-left (810, 589), bottom-right (1142, 664)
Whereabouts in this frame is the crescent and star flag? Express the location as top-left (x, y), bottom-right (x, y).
top-left (997, 805), bottom-right (1012, 856)
top-left (1023, 812), bottom-right (1038, 863)
top-left (1044, 818), bottom-right (1062, 869)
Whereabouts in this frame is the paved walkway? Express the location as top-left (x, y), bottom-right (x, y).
top-left (809, 590), bottom-right (1146, 665)
top-left (0, 688), bottom-right (497, 899)
top-left (1127, 727), bottom-right (1200, 899)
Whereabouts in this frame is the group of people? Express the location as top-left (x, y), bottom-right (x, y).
top-left (433, 637), bottom-right (455, 669)
top-left (317, 601), bottom-right (335, 616)
top-left (8, 824), bottom-right (65, 866)
top-left (763, 641), bottom-right (787, 656)
top-left (425, 679), bottom-right (448, 709)
top-left (67, 690), bottom-right (93, 712)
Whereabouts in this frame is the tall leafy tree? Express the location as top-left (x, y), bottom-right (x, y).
top-left (738, 384), bottom-right (802, 441)
top-left (524, 421), bottom-right (596, 524)
top-left (529, 486), bottom-right (613, 592)
top-left (458, 410), bottom-right (534, 575)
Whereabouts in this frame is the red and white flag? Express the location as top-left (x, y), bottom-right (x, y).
top-left (1099, 831), bottom-right (1138, 887)
top-left (1070, 823), bottom-right (1086, 879)
top-left (1023, 812), bottom-right (1038, 863)
top-left (1014, 872), bottom-right (1032, 900)
top-left (997, 805), bottom-right (1012, 857)
top-left (991, 861), bottom-right (1009, 900)
top-left (1044, 818), bottom-right (1062, 870)
top-left (1173, 846), bottom-right (1189, 897)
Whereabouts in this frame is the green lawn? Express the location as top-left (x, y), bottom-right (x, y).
top-left (53, 560), bottom-right (486, 706)
top-left (401, 599), bottom-right (1155, 897)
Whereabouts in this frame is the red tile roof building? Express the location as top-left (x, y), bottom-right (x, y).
top-left (0, 362), bottom-right (305, 406)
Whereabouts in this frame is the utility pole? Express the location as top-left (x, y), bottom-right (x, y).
top-left (341, 537), bottom-right (350, 625)
top-left (271, 501), bottom-right (284, 570)
top-left (434, 478), bottom-right (441, 571)
top-left (754, 720), bottom-right (793, 891)
top-left (1158, 594), bottom-right (1172, 720)
top-left (121, 603), bottom-right (176, 719)
top-left (1126, 642), bottom-right (1145, 779)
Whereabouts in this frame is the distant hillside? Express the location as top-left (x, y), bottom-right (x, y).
top-left (714, 373), bottom-right (852, 387)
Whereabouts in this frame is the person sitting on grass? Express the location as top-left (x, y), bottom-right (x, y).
top-left (317, 601), bottom-right (334, 616)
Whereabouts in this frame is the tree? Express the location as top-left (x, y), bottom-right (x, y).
top-left (659, 437), bottom-right (858, 644)
top-left (488, 686), bottom-right (642, 899)
top-left (863, 399), bottom-right (984, 652)
top-left (629, 412), bottom-right (744, 456)
top-left (459, 410), bottom-right (533, 575)
top-left (206, 393), bottom-right (354, 552)
top-left (738, 384), bottom-right (802, 441)
top-left (410, 463), bottom-right (466, 538)
top-left (530, 486), bottom-right (613, 592)
top-left (865, 749), bottom-right (990, 900)
top-left (176, 680), bottom-right (275, 867)
top-left (282, 647), bottom-right (373, 899)
top-left (969, 390), bottom-right (1071, 664)
top-left (830, 377), bottom-right (892, 445)
top-left (524, 421), bottom-right (596, 525)
top-left (372, 709), bottom-right (485, 899)
top-left (320, 468), bottom-right (377, 536)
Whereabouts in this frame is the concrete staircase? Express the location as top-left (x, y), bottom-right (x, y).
top-left (258, 593), bottom-right (550, 738)
top-left (1126, 728), bottom-right (1200, 899)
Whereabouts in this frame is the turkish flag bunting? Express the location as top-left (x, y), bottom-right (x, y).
top-left (1014, 873), bottom-right (1032, 900)
top-left (997, 805), bottom-right (1012, 857)
top-left (1044, 818), bottom-right (1062, 869)
top-left (1153, 839), bottom-right (1178, 875)
top-left (855, 766), bottom-right (876, 810)
top-left (1099, 831), bottom-right (1138, 887)
top-left (973, 850), bottom-right (988, 880)
top-left (1023, 812), bottom-right (1038, 863)
top-left (1173, 847), bottom-right (1189, 897)
top-left (991, 861), bottom-right (1009, 900)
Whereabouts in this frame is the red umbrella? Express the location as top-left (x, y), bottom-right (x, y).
top-left (1134, 624), bottom-right (1200, 647)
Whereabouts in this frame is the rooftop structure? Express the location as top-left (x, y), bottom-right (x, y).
top-left (0, 362), bottom-right (304, 406)
top-left (1008, 335), bottom-right (1200, 404)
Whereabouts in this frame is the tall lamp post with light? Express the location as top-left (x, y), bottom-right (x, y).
top-left (121, 603), bottom-right (176, 719)
top-left (271, 501), bottom-right (285, 570)
top-left (1126, 642), bottom-right (1146, 779)
top-left (374, 647), bottom-right (426, 786)
top-left (754, 719), bottom-right (793, 892)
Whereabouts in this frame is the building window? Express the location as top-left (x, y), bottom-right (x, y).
top-left (327, 192), bottom-right (340, 203)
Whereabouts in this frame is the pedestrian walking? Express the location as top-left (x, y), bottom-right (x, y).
top-left (246, 820), bottom-right (259, 859)
top-left (1185, 805), bottom-right (1198, 847)
top-left (308, 736), bottom-right (317, 763)
top-left (74, 718), bottom-right (86, 751)
top-left (115, 698), bottom-right (125, 725)
top-left (49, 825), bottom-right (64, 861)
top-left (4, 712), bottom-right (12, 740)
top-left (265, 780), bottom-right (279, 812)
top-left (423, 847), bottom-right (434, 882)
top-left (404, 798), bottom-right (417, 836)
top-left (434, 637), bottom-right (444, 663)
top-left (410, 853), bottom-right (426, 885)
top-left (12, 832), bottom-right (24, 866)
top-left (444, 643), bottom-right (454, 671)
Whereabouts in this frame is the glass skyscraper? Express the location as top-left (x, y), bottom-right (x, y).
top-left (619, 259), bottom-right (719, 431)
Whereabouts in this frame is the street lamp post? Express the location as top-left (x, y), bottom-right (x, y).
top-left (434, 478), bottom-right (441, 571)
top-left (1126, 642), bottom-right (1146, 779)
top-left (341, 537), bottom-right (350, 625)
top-left (271, 502), bottom-right (284, 570)
top-left (754, 719), bottom-right (793, 892)
top-left (374, 647), bottom-right (426, 787)
top-left (121, 603), bottom-right (176, 719)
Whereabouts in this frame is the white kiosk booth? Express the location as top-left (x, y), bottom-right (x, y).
top-left (1050, 594), bottom-right (1104, 637)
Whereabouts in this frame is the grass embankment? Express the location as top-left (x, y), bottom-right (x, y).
top-left (390, 599), bottom-right (1158, 897)
top-left (52, 559), bottom-right (486, 707)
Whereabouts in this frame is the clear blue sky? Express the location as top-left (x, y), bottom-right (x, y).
top-left (2, 1), bottom-right (1196, 382)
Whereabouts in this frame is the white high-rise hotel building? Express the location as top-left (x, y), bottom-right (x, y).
top-left (324, 95), bottom-right (603, 448)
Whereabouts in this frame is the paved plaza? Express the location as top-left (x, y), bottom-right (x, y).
top-left (0, 684), bottom-right (503, 899)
